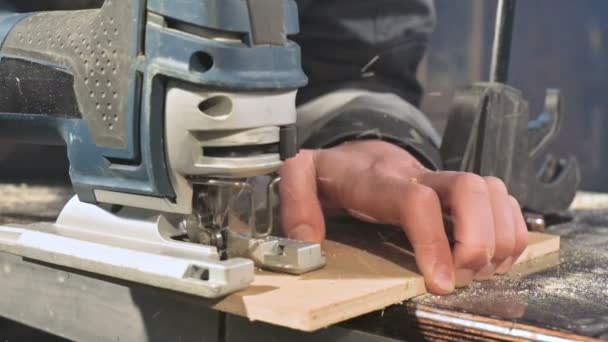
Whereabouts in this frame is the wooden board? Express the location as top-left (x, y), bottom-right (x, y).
top-left (213, 224), bottom-right (560, 332)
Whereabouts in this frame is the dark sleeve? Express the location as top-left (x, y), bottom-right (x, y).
top-left (296, 90), bottom-right (443, 170)
top-left (293, 0), bottom-right (435, 107)
top-left (293, 0), bottom-right (442, 169)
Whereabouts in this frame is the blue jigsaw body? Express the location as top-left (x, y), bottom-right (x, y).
top-left (0, 0), bottom-right (306, 205)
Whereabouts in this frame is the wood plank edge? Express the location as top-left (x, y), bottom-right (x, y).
top-left (225, 277), bottom-right (426, 332)
top-left (514, 233), bottom-right (560, 265)
top-left (300, 277), bottom-right (426, 332)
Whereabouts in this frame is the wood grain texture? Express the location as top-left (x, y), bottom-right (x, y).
top-left (213, 224), bottom-right (560, 332)
top-left (214, 238), bottom-right (425, 331)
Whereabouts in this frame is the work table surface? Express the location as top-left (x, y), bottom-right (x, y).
top-left (0, 182), bottom-right (606, 341)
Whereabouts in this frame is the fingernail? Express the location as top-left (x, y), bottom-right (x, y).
top-left (455, 269), bottom-right (475, 287)
top-left (288, 224), bottom-right (316, 242)
top-left (433, 264), bottom-right (455, 294)
top-left (474, 262), bottom-right (497, 281)
top-left (496, 257), bottom-right (514, 274)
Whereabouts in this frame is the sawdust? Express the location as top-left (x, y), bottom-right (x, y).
top-left (0, 183), bottom-right (73, 224)
top-left (416, 209), bottom-right (608, 337)
top-left (0, 184), bottom-right (69, 208)
top-left (570, 191), bottom-right (608, 210)
top-left (529, 268), bottom-right (608, 300)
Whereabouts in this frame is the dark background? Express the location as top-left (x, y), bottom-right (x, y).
top-left (421, 0), bottom-right (608, 191)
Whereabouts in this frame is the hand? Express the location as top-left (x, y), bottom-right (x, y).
top-left (279, 140), bottom-right (528, 294)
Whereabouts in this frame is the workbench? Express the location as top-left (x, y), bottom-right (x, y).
top-left (0, 182), bottom-right (606, 341)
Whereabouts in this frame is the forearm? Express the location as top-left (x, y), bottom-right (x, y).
top-left (296, 89), bottom-right (442, 170)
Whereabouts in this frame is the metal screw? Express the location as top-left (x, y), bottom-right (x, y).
top-left (525, 212), bottom-right (546, 232)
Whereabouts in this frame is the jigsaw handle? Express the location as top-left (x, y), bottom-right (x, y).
top-left (0, 1), bottom-right (136, 149)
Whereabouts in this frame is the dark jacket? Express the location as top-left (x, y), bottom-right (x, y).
top-left (294, 0), bottom-right (442, 169)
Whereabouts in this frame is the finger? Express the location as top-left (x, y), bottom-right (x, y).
top-left (419, 172), bottom-right (495, 287)
top-left (279, 150), bottom-right (325, 243)
top-left (484, 177), bottom-right (516, 277)
top-left (509, 196), bottom-right (529, 264)
top-left (323, 160), bottom-right (455, 294)
top-left (398, 184), bottom-right (455, 294)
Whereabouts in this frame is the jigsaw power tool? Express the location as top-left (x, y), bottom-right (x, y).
top-left (0, 0), bottom-right (325, 298)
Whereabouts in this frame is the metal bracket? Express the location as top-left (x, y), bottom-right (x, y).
top-left (228, 231), bottom-right (326, 274)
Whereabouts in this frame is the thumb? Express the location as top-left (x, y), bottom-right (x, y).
top-left (278, 150), bottom-right (326, 243)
